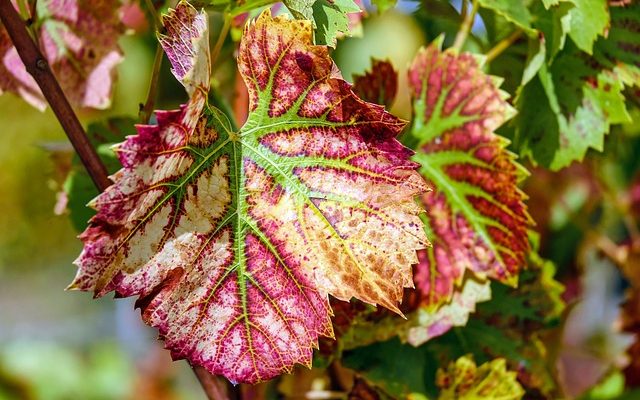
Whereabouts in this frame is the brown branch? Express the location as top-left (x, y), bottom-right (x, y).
top-left (1, 2), bottom-right (235, 399)
top-left (193, 365), bottom-right (237, 400)
top-left (0, 0), bottom-right (111, 191)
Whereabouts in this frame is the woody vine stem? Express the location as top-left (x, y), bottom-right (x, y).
top-left (0, 1), bottom-right (233, 398)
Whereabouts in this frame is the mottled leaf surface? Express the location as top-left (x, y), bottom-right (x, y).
top-left (71, 3), bottom-right (428, 384)
top-left (0, 0), bottom-right (123, 110)
top-left (352, 58), bottom-right (398, 109)
top-left (407, 39), bottom-right (532, 309)
top-left (436, 355), bottom-right (524, 400)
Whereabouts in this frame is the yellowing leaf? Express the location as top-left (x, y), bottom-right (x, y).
top-left (437, 355), bottom-right (525, 400)
top-left (70, 3), bottom-right (428, 384)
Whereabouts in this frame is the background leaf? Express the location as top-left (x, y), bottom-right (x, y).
top-left (407, 40), bottom-right (531, 312)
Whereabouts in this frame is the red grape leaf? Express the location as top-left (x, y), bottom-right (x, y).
top-left (70, 2), bottom-right (428, 384)
top-left (407, 38), bottom-right (532, 309)
top-left (158, 1), bottom-right (210, 95)
top-left (0, 0), bottom-right (123, 110)
top-left (352, 58), bottom-right (398, 109)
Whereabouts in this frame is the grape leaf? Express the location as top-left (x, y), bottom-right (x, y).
top-left (404, 279), bottom-right (491, 346)
top-left (283, 0), bottom-right (316, 21)
top-left (567, 0), bottom-right (609, 54)
top-left (436, 355), bottom-right (525, 400)
top-left (521, 34), bottom-right (546, 87)
top-left (593, 2), bottom-right (640, 88)
top-left (312, 0), bottom-right (361, 47)
top-left (158, 1), bottom-right (210, 96)
top-left (0, 0), bottom-right (123, 110)
top-left (283, 0), bottom-right (361, 47)
top-left (531, 0), bottom-right (573, 61)
top-left (515, 51), bottom-right (631, 170)
top-left (70, 2), bottom-right (428, 384)
top-left (478, 0), bottom-right (534, 34)
top-left (406, 38), bottom-right (532, 309)
top-left (517, 2), bottom-right (640, 167)
top-left (342, 337), bottom-right (434, 398)
top-left (352, 58), bottom-right (398, 109)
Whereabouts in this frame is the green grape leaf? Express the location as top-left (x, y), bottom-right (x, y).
top-left (283, 0), bottom-right (361, 47)
top-left (567, 0), bottom-right (609, 54)
top-left (593, 2), bottom-right (640, 87)
top-left (283, 0), bottom-right (316, 21)
top-left (70, 2), bottom-right (428, 384)
top-left (407, 38), bottom-right (532, 310)
top-left (436, 355), bottom-right (525, 400)
top-left (478, 0), bottom-right (534, 34)
top-left (312, 0), bottom-right (361, 47)
top-left (515, 50), bottom-right (631, 170)
top-left (64, 118), bottom-right (136, 232)
top-left (352, 58), bottom-right (398, 108)
top-left (531, 0), bottom-right (574, 61)
top-left (0, 0), bottom-right (123, 110)
top-left (342, 338), bottom-right (434, 398)
top-left (521, 34), bottom-right (546, 86)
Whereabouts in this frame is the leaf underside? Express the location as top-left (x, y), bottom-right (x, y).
top-left (71, 3), bottom-right (428, 384)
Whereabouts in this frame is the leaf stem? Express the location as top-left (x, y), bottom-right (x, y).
top-left (460, 0), bottom-right (468, 20)
top-left (211, 13), bottom-right (231, 70)
top-left (0, 0), bottom-right (112, 191)
top-left (139, 43), bottom-right (164, 123)
top-left (143, 0), bottom-right (162, 28)
top-left (452, 0), bottom-right (479, 52)
top-left (485, 30), bottom-right (523, 63)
